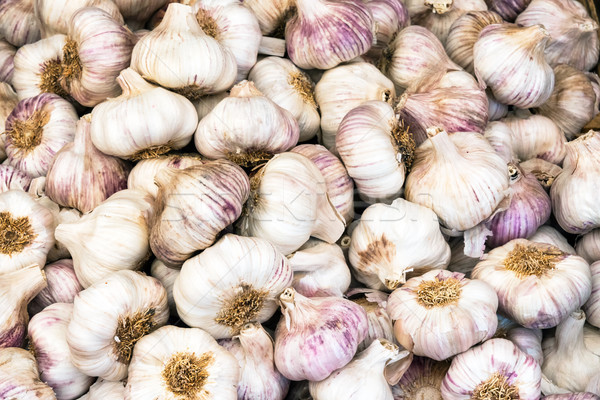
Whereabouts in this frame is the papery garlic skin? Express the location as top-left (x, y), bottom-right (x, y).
top-left (349, 198), bottom-right (451, 291)
top-left (150, 259), bottom-right (179, 317)
top-left (67, 270), bottom-right (169, 381)
top-left (29, 259), bottom-right (83, 316)
top-left (441, 338), bottom-right (541, 399)
top-left (0, 83), bottom-right (18, 162)
top-left (55, 189), bottom-right (154, 288)
top-left (364, 0), bottom-right (410, 61)
top-left (28, 303), bottom-right (94, 399)
top-left (0, 0), bottom-right (41, 47)
top-left (530, 225), bottom-right (575, 254)
top-left (174, 234), bottom-right (293, 339)
top-left (474, 24), bottom-right (555, 108)
top-left (4, 93), bottom-right (77, 178)
top-left (501, 114), bottom-right (566, 164)
top-left (0, 348), bottom-right (56, 399)
top-left (90, 68), bottom-right (198, 160)
top-left (243, 0), bottom-right (293, 35)
top-left (577, 230), bottom-right (600, 264)
top-left (0, 165), bottom-right (32, 192)
top-left (392, 356), bottom-right (450, 399)
top-left (472, 239), bottom-right (592, 329)
top-left (78, 379), bottom-right (126, 400)
top-left (0, 39), bottom-right (15, 84)
top-left (34, 0), bottom-right (123, 37)
top-left (585, 262), bottom-right (600, 328)
top-left (520, 158), bottom-right (563, 191)
top-left (125, 325), bottom-right (239, 400)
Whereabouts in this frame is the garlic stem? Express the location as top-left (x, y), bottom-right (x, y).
top-left (117, 68), bottom-right (155, 97)
top-left (554, 310), bottom-right (586, 355)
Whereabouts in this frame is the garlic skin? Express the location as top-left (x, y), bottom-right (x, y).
top-left (484, 120), bottom-right (515, 163)
top-left (578, 230), bottom-right (600, 264)
top-left (220, 322), bottom-right (290, 400)
top-left (0, 165), bottom-right (32, 192)
top-left (364, 0), bottom-right (410, 61)
top-left (349, 198), bottom-right (451, 291)
top-left (29, 259), bottom-right (83, 316)
top-left (28, 303), bottom-right (94, 400)
top-left (502, 114), bottom-right (566, 165)
top-left (46, 207), bottom-right (81, 263)
top-left (60, 7), bottom-right (136, 107)
top-left (0, 0), bottom-right (41, 47)
top-left (388, 269), bottom-right (498, 361)
top-left (0, 39), bottom-right (15, 84)
top-left (0, 83), bottom-right (18, 162)
top-left (551, 131), bottom-right (600, 234)
top-left (485, 0), bottom-right (530, 21)
top-left (249, 57), bottom-right (320, 142)
top-left (288, 239), bottom-right (351, 298)
top-left (520, 158), bottom-right (563, 191)
top-left (530, 225), bottom-right (576, 254)
top-left (392, 356), bottom-right (450, 399)
top-left (496, 315), bottom-right (544, 365)
top-left (309, 339), bottom-right (410, 400)
top-left (4, 93), bottom-right (77, 178)
top-left (405, 128), bottom-right (509, 232)
top-left (274, 288), bottom-right (368, 382)
top-left (474, 24), bottom-right (555, 108)
top-left (0, 348), bottom-right (56, 400)
top-left (46, 115), bottom-right (130, 213)
top-left (132, 3), bottom-right (236, 99)
top-left (67, 270), bottom-right (169, 381)
top-left (34, 0), bottom-right (123, 37)
top-left (55, 189), bottom-right (154, 288)
top-left (487, 90), bottom-right (509, 121)
top-left (126, 325), bottom-right (239, 400)
top-left (0, 265), bottom-right (47, 348)
top-left (90, 68), bottom-right (198, 160)
top-left (195, 80), bottom-right (299, 166)
top-left (442, 338), bottom-right (541, 399)
top-left (285, 0), bottom-right (374, 70)
top-left (445, 11), bottom-right (505, 74)
top-left (242, 0), bottom-right (293, 35)
top-left (472, 239), bottom-right (592, 329)
top-left (336, 101), bottom-right (414, 203)
top-left (351, 291), bottom-right (396, 352)
top-left (78, 379), bottom-right (126, 400)
top-left (151, 160), bottom-right (249, 266)
top-left (314, 62), bottom-right (395, 152)
top-left (174, 234), bottom-right (293, 339)
top-left (237, 152), bottom-right (345, 255)
top-left (585, 262), bottom-right (600, 328)
top-left (193, 91), bottom-right (229, 120)
top-left (126, 154), bottom-right (204, 198)
top-left (150, 259), bottom-right (179, 317)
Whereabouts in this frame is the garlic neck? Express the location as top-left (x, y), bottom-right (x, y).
top-left (294, 0), bottom-right (327, 19)
top-left (160, 3), bottom-right (204, 36)
top-left (425, 0), bottom-right (453, 14)
top-left (117, 68), bottom-right (155, 97)
top-left (360, 339), bottom-right (401, 370)
top-left (566, 131), bottom-right (600, 171)
top-left (427, 127), bottom-right (463, 163)
top-left (72, 115), bottom-right (93, 153)
top-left (238, 323), bottom-right (275, 367)
top-left (229, 80), bottom-right (263, 98)
top-left (554, 310), bottom-right (586, 355)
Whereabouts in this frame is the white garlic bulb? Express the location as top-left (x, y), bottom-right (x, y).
top-left (501, 114), bottom-right (566, 164)
top-left (0, 0), bottom-right (41, 47)
top-left (46, 206), bottom-right (81, 263)
top-left (0, 165), bottom-right (32, 192)
top-left (520, 158), bottom-right (563, 191)
top-left (351, 291), bottom-right (396, 351)
top-left (195, 80), bottom-right (299, 166)
top-left (34, 0), bottom-right (123, 37)
top-left (150, 259), bottom-right (179, 317)
top-left (472, 239), bottom-right (592, 329)
top-left (174, 234), bottom-right (293, 339)
top-left (126, 325), bottom-right (239, 400)
top-left (0, 82), bottom-right (18, 162)
top-left (90, 68), bottom-right (198, 160)
top-left (349, 198), bottom-right (451, 291)
top-left (496, 315), bottom-right (544, 365)
top-left (67, 270), bottom-right (169, 381)
top-left (28, 303), bottom-right (94, 399)
top-left (237, 152), bottom-right (345, 255)
top-left (4, 93), bottom-right (77, 177)
top-left (78, 379), bottom-right (126, 400)
top-left (0, 348), bottom-right (56, 399)
top-left (249, 56), bottom-right (320, 142)
top-left (131, 3), bottom-right (236, 99)
top-left (392, 356), bottom-right (450, 399)
top-left (585, 262), bottom-right (600, 328)
top-left (530, 225), bottom-right (576, 254)
top-left (0, 39), bottom-right (15, 84)
top-left (29, 259), bottom-right (83, 316)
top-left (55, 189), bottom-right (154, 288)
top-left (150, 159), bottom-right (249, 266)
top-left (474, 23), bottom-right (555, 108)
top-left (243, 0), bottom-right (293, 35)
top-left (364, 0), bottom-right (410, 61)
top-left (577, 230), bottom-right (600, 264)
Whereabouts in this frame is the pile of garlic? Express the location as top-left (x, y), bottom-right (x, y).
top-left (1, 0), bottom-right (600, 398)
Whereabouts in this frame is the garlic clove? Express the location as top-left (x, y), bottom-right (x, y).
top-left (0, 347), bottom-right (56, 399)
top-left (520, 158), bottom-right (563, 191)
top-left (242, 0), bottom-right (294, 36)
top-left (350, 290), bottom-right (397, 352)
top-left (577, 230), bottom-right (600, 264)
top-left (28, 259), bottom-right (83, 316)
top-left (392, 356), bottom-right (450, 399)
top-left (530, 225), bottom-right (576, 254)
top-left (0, 165), bottom-right (32, 192)
top-left (0, 39), bottom-right (15, 84)
top-left (585, 262), bottom-right (600, 328)
top-left (0, 82), bottom-right (18, 162)
top-left (364, 0), bottom-right (410, 61)
top-left (149, 259), bottom-right (179, 318)
top-left (78, 379), bottom-right (126, 400)
top-left (0, 0), bottom-right (41, 47)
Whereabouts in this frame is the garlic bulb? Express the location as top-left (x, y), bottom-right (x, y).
top-left (28, 303), bottom-right (94, 399)
top-left (496, 315), bottom-right (544, 365)
top-left (46, 115), bottom-right (130, 213)
top-left (127, 154), bottom-right (204, 198)
top-left (29, 259), bottom-right (83, 315)
top-left (55, 189), bottom-right (154, 288)
top-left (585, 262), bottom-right (600, 328)
top-left (485, 0), bottom-right (530, 21)
top-left (12, 34), bottom-right (69, 100)
top-left (487, 89), bottom-right (509, 121)
top-left (90, 68), bottom-right (198, 160)
top-left (126, 325), bottom-right (239, 400)
top-left (578, 230), bottom-right (600, 264)
top-left (516, 0), bottom-right (599, 71)
top-left (0, 39), bottom-right (15, 83)
top-left (445, 11), bottom-right (505, 74)
top-left (309, 339), bottom-right (411, 400)
top-left (4, 93), bottom-right (77, 177)
top-left (520, 158), bottom-right (563, 191)
top-left (364, 0), bottom-right (410, 61)
top-left (79, 379), bottom-right (126, 400)
top-left (274, 288), bottom-right (368, 381)
top-left (34, 0), bottom-right (123, 37)
top-left (131, 3), bottom-right (236, 99)
top-left (0, 82), bottom-right (17, 161)
top-left (349, 198), bottom-right (451, 291)
top-left (502, 114), bottom-right (566, 164)
top-left (472, 239), bottom-right (592, 328)
top-left (396, 70), bottom-right (489, 145)
top-left (0, 265), bottom-right (46, 348)
top-left (542, 310), bottom-right (600, 392)
top-left (388, 269), bottom-right (498, 360)
top-left (67, 270), bottom-right (169, 381)
top-left (441, 338), bottom-right (541, 399)
top-left (536, 64), bottom-right (598, 139)
top-left (249, 57), bottom-right (320, 142)
top-left (474, 24), bottom-right (555, 108)
top-left (174, 234), bottom-right (293, 339)
top-left (284, 0), bottom-right (374, 70)
top-left (484, 120), bottom-right (515, 163)
top-left (0, 0), bottom-right (41, 47)
top-left (314, 62), bottom-right (395, 152)
top-left (551, 131), bottom-right (600, 234)
top-left (150, 259), bottom-right (179, 317)
top-left (220, 322), bottom-right (290, 400)
top-left (0, 348), bottom-right (56, 399)
top-left (243, 0), bottom-right (294, 35)
top-left (112, 0), bottom-right (167, 29)
top-left (392, 356), bottom-right (450, 399)
top-left (351, 291), bottom-right (396, 351)
top-left (530, 225), bottom-right (576, 254)
top-left (288, 239), bottom-right (351, 297)
top-left (291, 144), bottom-right (354, 223)
top-left (195, 80), bottom-right (299, 166)
top-left (0, 165), bottom-right (32, 192)
top-left (151, 160), bottom-right (249, 266)
top-left (237, 152), bottom-right (345, 255)
top-left (336, 101), bottom-right (414, 203)
top-left (405, 127), bottom-right (509, 232)
top-left (60, 7), bottom-right (136, 107)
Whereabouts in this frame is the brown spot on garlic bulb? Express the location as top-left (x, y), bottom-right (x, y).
top-left (0, 0), bottom-right (41, 47)
top-left (577, 230), bottom-right (600, 264)
top-left (0, 39), bottom-right (15, 84)
top-left (392, 356), bottom-right (450, 400)
top-left (0, 348), bottom-right (56, 399)
top-left (0, 212), bottom-right (36, 256)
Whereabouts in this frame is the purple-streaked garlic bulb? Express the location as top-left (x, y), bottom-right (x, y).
top-left (0, 39), bottom-right (15, 84)
top-left (0, 0), bottom-right (41, 47)
top-left (0, 348), bottom-right (56, 399)
top-left (485, 0), bottom-right (531, 21)
top-left (364, 0), bottom-right (410, 61)
top-left (501, 114), bottom-right (566, 165)
top-left (351, 291), bottom-right (396, 352)
top-left (28, 259), bottom-right (83, 316)
top-left (520, 158), bottom-right (563, 191)
top-left (392, 356), bottom-right (450, 399)
top-left (584, 261), bottom-right (600, 328)
top-left (0, 165), bottom-right (32, 193)
top-left (577, 230), bottom-right (600, 264)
